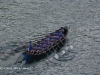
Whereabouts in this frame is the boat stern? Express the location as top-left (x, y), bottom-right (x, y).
top-left (22, 52), bottom-right (35, 63)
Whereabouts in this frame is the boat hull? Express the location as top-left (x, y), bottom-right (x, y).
top-left (23, 39), bottom-right (66, 63)
top-left (23, 26), bottom-right (68, 63)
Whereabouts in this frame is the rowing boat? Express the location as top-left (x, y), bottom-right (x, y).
top-left (22, 26), bottom-right (68, 63)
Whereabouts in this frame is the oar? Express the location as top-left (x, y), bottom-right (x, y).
top-left (24, 36), bottom-right (46, 44)
top-left (14, 53), bottom-right (23, 64)
top-left (23, 31), bottom-right (55, 43)
top-left (26, 31), bottom-right (53, 40)
top-left (33, 32), bottom-right (52, 36)
top-left (47, 48), bottom-right (53, 53)
top-left (56, 43), bottom-right (61, 48)
top-left (43, 51), bottom-right (49, 56)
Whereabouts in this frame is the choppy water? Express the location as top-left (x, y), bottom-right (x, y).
top-left (0, 0), bottom-right (100, 75)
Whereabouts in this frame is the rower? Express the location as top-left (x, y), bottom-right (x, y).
top-left (47, 41), bottom-right (53, 45)
top-left (40, 38), bottom-right (47, 44)
top-left (53, 32), bottom-right (58, 36)
top-left (27, 41), bottom-right (34, 51)
top-left (40, 48), bottom-right (45, 52)
top-left (36, 44), bottom-right (41, 47)
top-left (45, 37), bottom-right (50, 42)
top-left (42, 44), bottom-right (47, 48)
top-left (26, 50), bottom-right (34, 54)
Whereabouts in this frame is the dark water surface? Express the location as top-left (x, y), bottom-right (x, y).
top-left (0, 0), bottom-right (100, 75)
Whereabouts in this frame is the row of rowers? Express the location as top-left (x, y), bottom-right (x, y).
top-left (27, 29), bottom-right (64, 53)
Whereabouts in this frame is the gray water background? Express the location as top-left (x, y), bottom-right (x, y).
top-left (0, 0), bottom-right (100, 75)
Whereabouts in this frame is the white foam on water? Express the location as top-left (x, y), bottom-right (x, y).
top-left (5, 49), bottom-right (12, 54)
top-left (54, 54), bottom-right (59, 59)
top-left (49, 57), bottom-right (53, 61)
top-left (61, 50), bottom-right (66, 55)
top-left (20, 60), bottom-right (26, 66)
top-left (69, 45), bottom-right (73, 49)
top-left (65, 46), bottom-right (69, 50)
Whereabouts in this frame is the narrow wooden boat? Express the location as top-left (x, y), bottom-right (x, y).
top-left (22, 26), bottom-right (68, 63)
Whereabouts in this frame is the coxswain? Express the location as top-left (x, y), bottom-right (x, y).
top-left (28, 41), bottom-right (34, 51)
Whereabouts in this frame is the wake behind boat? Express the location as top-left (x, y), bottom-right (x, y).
top-left (22, 26), bottom-right (68, 63)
